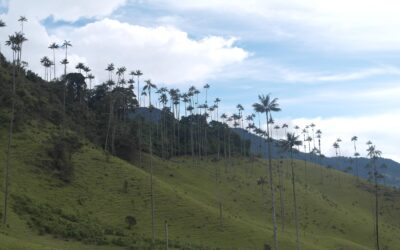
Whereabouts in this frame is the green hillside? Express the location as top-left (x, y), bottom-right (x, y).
top-left (1, 121), bottom-right (400, 250)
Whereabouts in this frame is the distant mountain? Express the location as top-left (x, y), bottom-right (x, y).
top-left (234, 127), bottom-right (400, 187)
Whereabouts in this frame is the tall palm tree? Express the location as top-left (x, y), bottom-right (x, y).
top-left (204, 83), bottom-right (210, 104)
top-left (367, 144), bottom-right (382, 250)
top-left (48, 43), bottom-right (59, 79)
top-left (87, 74), bottom-right (95, 90)
top-left (61, 40), bottom-right (72, 76)
top-left (75, 62), bottom-right (85, 74)
top-left (133, 70), bottom-right (143, 106)
top-left (351, 136), bottom-right (359, 178)
top-left (40, 56), bottom-right (51, 80)
top-left (143, 80), bottom-right (157, 245)
top-left (0, 20), bottom-right (5, 53)
top-left (279, 133), bottom-right (302, 250)
top-left (18, 16), bottom-right (27, 33)
top-left (253, 94), bottom-right (281, 250)
top-left (143, 80), bottom-right (157, 107)
top-left (106, 63), bottom-right (115, 81)
top-left (3, 32), bottom-right (27, 225)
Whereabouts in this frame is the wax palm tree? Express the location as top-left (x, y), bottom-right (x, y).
top-left (133, 70), bottom-right (143, 106)
top-left (116, 66), bottom-right (126, 84)
top-left (75, 62), bottom-right (85, 74)
top-left (61, 40), bottom-right (72, 76)
top-left (310, 123), bottom-right (316, 148)
top-left (143, 80), bottom-right (157, 107)
top-left (40, 56), bottom-right (51, 80)
top-left (367, 144), bottom-right (382, 250)
top-left (18, 16), bottom-right (27, 33)
top-left (106, 63), bottom-right (115, 81)
top-left (3, 32), bottom-right (27, 225)
top-left (279, 133), bottom-right (302, 250)
top-left (204, 83), bottom-right (210, 104)
top-left (48, 43), bottom-right (59, 79)
top-left (145, 81), bottom-right (157, 246)
top-left (351, 136), bottom-right (359, 178)
top-left (87, 74), bottom-right (95, 90)
top-left (0, 20), bottom-right (5, 53)
top-left (253, 94), bottom-right (281, 250)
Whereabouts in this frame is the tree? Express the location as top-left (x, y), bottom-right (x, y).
top-left (105, 63), bottom-right (115, 81)
top-left (279, 133), bottom-right (302, 250)
top-left (253, 94), bottom-right (281, 250)
top-left (125, 215), bottom-right (137, 229)
top-left (87, 74), bottom-right (95, 90)
top-left (49, 43), bottom-right (59, 80)
top-left (351, 136), bottom-right (359, 178)
top-left (40, 56), bottom-right (52, 80)
top-left (18, 16), bottom-right (27, 33)
top-left (0, 20), bottom-right (5, 53)
top-left (133, 70), bottom-right (143, 106)
top-left (61, 40), bottom-right (72, 76)
top-left (75, 62), bottom-right (85, 74)
top-left (367, 144), bottom-right (382, 250)
top-left (3, 32), bottom-right (27, 225)
top-left (143, 79), bottom-right (157, 245)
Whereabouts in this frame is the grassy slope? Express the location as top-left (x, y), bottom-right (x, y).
top-left (0, 122), bottom-right (400, 249)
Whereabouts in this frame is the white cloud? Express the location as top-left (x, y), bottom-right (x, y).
top-left (152, 0), bottom-right (400, 51)
top-left (0, 3), bottom-right (248, 86)
top-left (53, 18), bottom-right (248, 85)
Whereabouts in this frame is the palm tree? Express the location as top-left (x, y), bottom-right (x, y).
top-left (40, 56), bottom-right (51, 80)
top-left (3, 32), bottom-right (27, 225)
top-left (279, 133), bottom-right (302, 250)
top-left (87, 74), bottom-right (95, 90)
top-left (253, 94), bottom-right (281, 250)
top-left (143, 80), bottom-right (157, 107)
top-left (133, 70), bottom-right (143, 106)
top-left (367, 144), bottom-right (382, 250)
top-left (48, 43), bottom-right (59, 79)
top-left (17, 16), bottom-right (28, 62)
top-left (105, 63), bottom-right (115, 81)
top-left (204, 83), bottom-right (210, 104)
top-left (143, 79), bottom-right (157, 245)
top-left (75, 62), bottom-right (85, 74)
top-left (310, 123), bottom-right (316, 148)
top-left (351, 136), bottom-right (359, 178)
top-left (0, 20), bottom-right (5, 53)
top-left (18, 16), bottom-right (27, 33)
top-left (61, 40), bottom-right (72, 76)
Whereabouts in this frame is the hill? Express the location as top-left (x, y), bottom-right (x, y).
top-left (1, 53), bottom-right (400, 250)
top-left (1, 122), bottom-right (400, 249)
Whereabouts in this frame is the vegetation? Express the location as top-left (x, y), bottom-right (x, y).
top-left (0, 16), bottom-right (397, 250)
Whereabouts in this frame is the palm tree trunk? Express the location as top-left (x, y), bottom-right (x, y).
top-left (290, 150), bottom-right (301, 250)
top-left (266, 113), bottom-right (278, 250)
top-left (278, 160), bottom-right (285, 232)
top-left (149, 123), bottom-right (155, 245)
top-left (374, 162), bottom-right (380, 250)
top-left (2, 53), bottom-right (17, 225)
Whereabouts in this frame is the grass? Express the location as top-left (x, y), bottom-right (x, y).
top-left (0, 121), bottom-right (400, 249)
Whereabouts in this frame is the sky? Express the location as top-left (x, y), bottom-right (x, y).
top-left (0, 0), bottom-right (399, 161)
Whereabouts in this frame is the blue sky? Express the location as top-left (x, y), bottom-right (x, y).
top-left (1, 0), bottom-right (400, 161)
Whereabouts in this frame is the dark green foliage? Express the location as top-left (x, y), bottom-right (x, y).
top-left (125, 215), bottom-right (137, 229)
top-left (47, 133), bottom-right (83, 182)
top-left (12, 195), bottom-right (105, 244)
